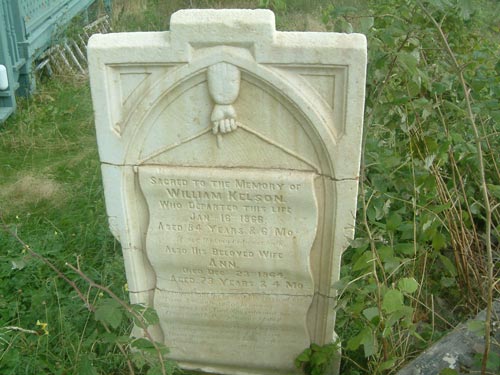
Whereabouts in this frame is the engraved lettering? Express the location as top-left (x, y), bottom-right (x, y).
top-left (158, 222), bottom-right (183, 231)
top-left (160, 200), bottom-right (182, 209)
top-left (207, 269), bottom-right (225, 276)
top-left (187, 223), bottom-right (202, 232)
top-left (209, 258), bottom-right (237, 269)
top-left (228, 191), bottom-right (285, 203)
top-left (235, 180), bottom-right (284, 191)
top-left (170, 275), bottom-right (195, 283)
top-left (150, 176), bottom-right (188, 186)
top-left (139, 167), bottom-right (317, 301)
top-left (190, 212), bottom-right (210, 221)
top-left (182, 268), bottom-right (203, 274)
top-left (165, 245), bottom-right (188, 254)
top-left (219, 278), bottom-right (253, 287)
top-left (188, 202), bottom-right (238, 211)
top-left (258, 250), bottom-right (284, 259)
top-left (207, 224), bottom-right (244, 235)
top-left (274, 227), bottom-right (293, 237)
top-left (165, 188), bottom-right (223, 200)
top-left (191, 246), bottom-right (206, 255)
top-left (212, 248), bottom-right (254, 258)
top-left (243, 205), bottom-right (267, 212)
top-left (286, 281), bottom-right (304, 289)
top-left (271, 206), bottom-right (292, 214)
top-left (240, 215), bottom-right (264, 224)
top-left (210, 180), bottom-right (230, 188)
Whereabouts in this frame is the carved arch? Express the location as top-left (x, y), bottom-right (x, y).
top-left (120, 47), bottom-right (338, 179)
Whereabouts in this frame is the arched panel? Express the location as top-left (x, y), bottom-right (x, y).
top-left (121, 47), bottom-right (337, 178)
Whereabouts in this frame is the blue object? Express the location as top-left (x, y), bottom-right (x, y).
top-left (0, 0), bottom-right (100, 123)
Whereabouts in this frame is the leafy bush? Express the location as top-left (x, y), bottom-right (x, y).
top-left (320, 0), bottom-right (500, 373)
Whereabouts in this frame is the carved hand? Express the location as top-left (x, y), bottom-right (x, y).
top-left (211, 104), bottom-right (237, 134)
top-left (207, 62), bottom-right (241, 136)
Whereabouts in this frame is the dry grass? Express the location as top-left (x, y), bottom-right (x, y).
top-left (0, 173), bottom-right (66, 213)
top-left (110, 0), bottom-right (329, 32)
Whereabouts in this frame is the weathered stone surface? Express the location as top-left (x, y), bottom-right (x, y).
top-left (89, 9), bottom-right (367, 375)
top-left (397, 300), bottom-right (500, 375)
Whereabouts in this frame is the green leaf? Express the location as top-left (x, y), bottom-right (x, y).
top-left (134, 338), bottom-right (170, 356)
top-left (398, 51), bottom-right (419, 76)
top-left (386, 213), bottom-right (402, 231)
top-left (94, 298), bottom-right (123, 329)
top-left (76, 356), bottom-right (98, 375)
top-left (348, 327), bottom-right (377, 357)
top-left (385, 305), bottom-right (414, 328)
top-left (398, 277), bottom-right (419, 294)
top-left (352, 251), bottom-right (374, 272)
top-left (311, 351), bottom-right (328, 366)
top-left (428, 0), bottom-right (454, 11)
top-left (132, 338), bottom-right (156, 351)
top-left (339, 19), bottom-right (353, 33)
top-left (363, 335), bottom-right (378, 358)
top-left (295, 348), bottom-right (312, 367)
top-left (410, 329), bottom-right (425, 342)
top-left (439, 254), bottom-right (457, 277)
top-left (379, 359), bottom-right (396, 371)
top-left (331, 277), bottom-right (349, 291)
top-left (378, 246), bottom-right (394, 263)
top-left (458, 0), bottom-right (473, 20)
top-left (347, 329), bottom-right (364, 351)
top-left (100, 332), bottom-right (131, 344)
top-left (164, 360), bottom-right (178, 375)
top-left (10, 258), bottom-right (27, 270)
top-left (362, 307), bottom-right (379, 322)
top-left (382, 289), bottom-right (404, 313)
top-left (359, 16), bottom-right (374, 33)
top-left (487, 184), bottom-right (500, 199)
top-left (486, 351), bottom-right (500, 371)
top-left (131, 351), bottom-right (147, 369)
top-left (466, 319), bottom-right (485, 337)
top-left (491, 110), bottom-right (500, 123)
top-left (439, 369), bottom-right (458, 375)
top-left (347, 326), bottom-right (374, 357)
top-left (310, 343), bottom-right (322, 352)
top-left (100, 331), bottom-right (118, 344)
top-left (132, 304), bottom-right (159, 326)
top-left (363, 332), bottom-right (377, 358)
top-left (350, 237), bottom-right (369, 249)
top-left (432, 232), bottom-right (447, 251)
top-left (394, 243), bottom-right (415, 256)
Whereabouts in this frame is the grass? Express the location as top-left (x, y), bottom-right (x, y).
top-left (0, 76), bottom-right (131, 373)
top-left (110, 0), bottom-right (327, 32)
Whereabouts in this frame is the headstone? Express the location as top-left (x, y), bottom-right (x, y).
top-left (396, 300), bottom-right (500, 375)
top-left (88, 9), bottom-right (366, 375)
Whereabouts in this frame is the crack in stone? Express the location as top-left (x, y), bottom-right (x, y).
top-left (154, 287), bottom-right (313, 298)
top-left (129, 288), bottom-right (335, 300)
top-left (101, 161), bottom-right (359, 182)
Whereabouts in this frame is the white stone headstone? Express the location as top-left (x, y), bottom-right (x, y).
top-left (89, 9), bottom-right (366, 375)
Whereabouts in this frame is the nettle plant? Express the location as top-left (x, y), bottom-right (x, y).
top-left (320, 0), bottom-right (499, 374)
top-left (0, 217), bottom-right (177, 375)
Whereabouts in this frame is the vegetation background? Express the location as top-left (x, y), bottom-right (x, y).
top-left (0, 0), bottom-right (498, 374)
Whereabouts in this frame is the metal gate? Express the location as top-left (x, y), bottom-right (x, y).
top-left (0, 0), bottom-right (100, 122)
